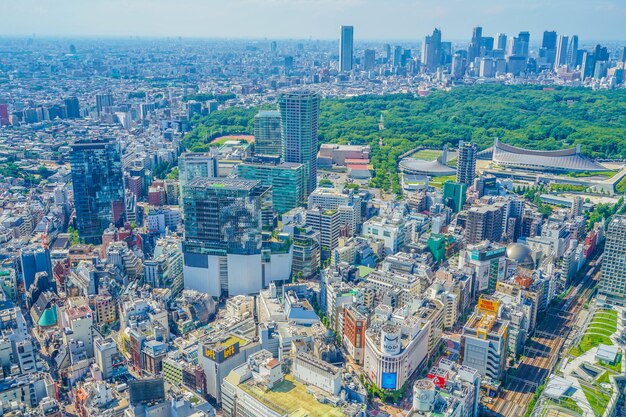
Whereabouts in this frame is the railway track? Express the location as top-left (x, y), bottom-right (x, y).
top-left (486, 261), bottom-right (600, 417)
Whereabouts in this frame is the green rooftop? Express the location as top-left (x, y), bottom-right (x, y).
top-left (240, 374), bottom-right (346, 417)
top-left (358, 265), bottom-right (373, 278)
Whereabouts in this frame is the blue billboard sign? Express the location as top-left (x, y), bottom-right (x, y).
top-left (381, 372), bottom-right (397, 390)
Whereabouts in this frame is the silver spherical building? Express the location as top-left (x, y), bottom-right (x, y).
top-left (506, 242), bottom-right (535, 268)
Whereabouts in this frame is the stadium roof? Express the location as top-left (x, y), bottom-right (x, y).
top-left (399, 157), bottom-right (455, 177)
top-left (492, 138), bottom-right (607, 172)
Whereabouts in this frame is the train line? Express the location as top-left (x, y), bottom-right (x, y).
top-left (486, 259), bottom-right (600, 417)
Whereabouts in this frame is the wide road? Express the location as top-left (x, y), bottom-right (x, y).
top-left (485, 257), bottom-right (601, 417)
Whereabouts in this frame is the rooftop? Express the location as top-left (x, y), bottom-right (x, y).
top-left (239, 374), bottom-right (345, 417)
top-left (399, 157), bottom-right (455, 176)
top-left (186, 177), bottom-right (260, 191)
top-left (463, 311), bottom-right (508, 337)
top-left (492, 138), bottom-right (607, 172)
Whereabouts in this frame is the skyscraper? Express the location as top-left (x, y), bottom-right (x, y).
top-left (363, 49), bottom-right (376, 71)
top-left (339, 25), bottom-right (354, 72)
top-left (517, 31), bottom-right (530, 58)
top-left (465, 205), bottom-right (504, 244)
top-left (236, 160), bottom-right (305, 214)
top-left (279, 90), bottom-right (320, 196)
top-left (581, 51), bottom-right (597, 80)
top-left (468, 26), bottom-right (483, 62)
top-left (182, 178), bottom-right (288, 297)
top-left (392, 45), bottom-right (403, 68)
top-left (599, 215), bottom-right (626, 306)
top-left (554, 35), bottom-right (569, 69)
top-left (70, 139), bottom-right (124, 244)
top-left (456, 141), bottom-right (477, 186)
top-left (541, 31), bottom-right (557, 64)
top-left (254, 110), bottom-right (282, 156)
top-left (95, 93), bottom-right (114, 116)
top-left (20, 246), bottom-right (52, 294)
top-left (183, 178), bottom-right (268, 257)
top-left (64, 96), bottom-right (80, 119)
top-left (496, 33), bottom-right (507, 51)
top-left (451, 53), bottom-right (465, 79)
top-left (306, 207), bottom-right (341, 253)
top-left (422, 28), bottom-right (442, 73)
top-left (481, 37), bottom-right (494, 52)
top-left (179, 152), bottom-right (219, 192)
top-left (541, 30), bottom-right (557, 50)
top-left (567, 35), bottom-right (579, 68)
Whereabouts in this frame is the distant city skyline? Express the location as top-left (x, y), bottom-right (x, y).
top-left (2, 0), bottom-right (626, 41)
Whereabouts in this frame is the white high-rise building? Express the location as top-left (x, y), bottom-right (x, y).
top-left (599, 215), bottom-right (626, 306)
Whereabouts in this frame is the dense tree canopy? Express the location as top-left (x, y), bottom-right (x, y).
top-left (183, 85), bottom-right (626, 193)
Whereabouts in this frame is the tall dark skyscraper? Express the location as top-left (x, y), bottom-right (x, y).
top-left (518, 31), bottom-right (530, 58)
top-left (595, 44), bottom-right (609, 61)
top-left (70, 138), bottom-right (124, 244)
top-left (20, 247), bottom-right (52, 293)
top-left (278, 91), bottom-right (320, 196)
top-left (422, 28), bottom-right (442, 73)
top-left (542, 31), bottom-right (557, 50)
top-left (363, 49), bottom-right (376, 71)
top-left (468, 26), bottom-right (483, 61)
top-left (541, 30), bottom-right (557, 64)
top-left (456, 141), bottom-right (477, 186)
top-left (481, 37), bottom-right (494, 52)
top-left (339, 25), bottom-right (354, 72)
top-left (392, 45), bottom-right (403, 68)
top-left (64, 96), bottom-right (80, 119)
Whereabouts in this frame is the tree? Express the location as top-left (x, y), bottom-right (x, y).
top-left (166, 167), bottom-right (179, 180)
top-left (183, 85), bottom-right (626, 193)
top-left (67, 226), bottom-right (80, 245)
top-left (318, 178), bottom-right (333, 188)
top-left (37, 165), bottom-right (53, 179)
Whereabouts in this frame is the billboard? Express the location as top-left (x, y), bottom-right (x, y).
top-left (203, 342), bottom-right (240, 363)
top-left (478, 298), bottom-right (499, 314)
top-left (381, 372), bottom-right (397, 390)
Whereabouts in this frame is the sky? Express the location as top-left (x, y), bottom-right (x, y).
top-left (2, 0), bottom-right (625, 41)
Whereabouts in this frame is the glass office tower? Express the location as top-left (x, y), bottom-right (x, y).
top-left (182, 178), bottom-right (270, 256)
top-left (236, 160), bottom-right (305, 214)
top-left (254, 110), bottom-right (282, 156)
top-left (70, 138), bottom-right (124, 244)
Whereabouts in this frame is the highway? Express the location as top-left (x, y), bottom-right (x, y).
top-left (485, 256), bottom-right (601, 417)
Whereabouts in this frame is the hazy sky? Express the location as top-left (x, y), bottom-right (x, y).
top-left (2, 0), bottom-right (625, 41)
